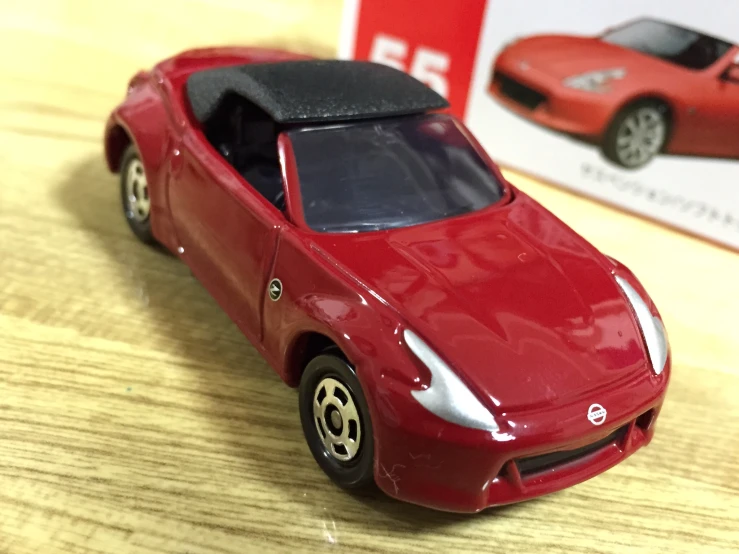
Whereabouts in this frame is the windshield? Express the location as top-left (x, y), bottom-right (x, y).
top-left (288, 115), bottom-right (505, 233)
top-left (603, 19), bottom-right (732, 70)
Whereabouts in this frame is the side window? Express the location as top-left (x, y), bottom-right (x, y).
top-left (722, 52), bottom-right (739, 85)
top-left (203, 95), bottom-right (285, 210)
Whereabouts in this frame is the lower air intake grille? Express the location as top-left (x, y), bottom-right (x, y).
top-left (516, 425), bottom-right (627, 477)
top-left (494, 72), bottom-right (547, 110)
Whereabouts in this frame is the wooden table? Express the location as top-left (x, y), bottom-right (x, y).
top-left (1, 1), bottom-right (737, 552)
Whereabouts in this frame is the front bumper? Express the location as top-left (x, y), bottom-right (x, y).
top-left (487, 62), bottom-right (617, 138)
top-left (369, 365), bottom-right (669, 513)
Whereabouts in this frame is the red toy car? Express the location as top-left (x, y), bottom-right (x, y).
top-left (105, 47), bottom-right (670, 512)
top-left (489, 18), bottom-right (739, 169)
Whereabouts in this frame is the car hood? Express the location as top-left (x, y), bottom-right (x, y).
top-left (309, 194), bottom-right (649, 413)
top-left (501, 34), bottom-right (680, 81)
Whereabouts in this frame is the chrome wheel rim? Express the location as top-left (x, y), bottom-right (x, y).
top-left (615, 107), bottom-right (666, 167)
top-left (313, 377), bottom-right (362, 462)
top-left (125, 159), bottom-right (150, 222)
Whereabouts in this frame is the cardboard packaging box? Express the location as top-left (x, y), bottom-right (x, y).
top-left (339, 0), bottom-right (739, 250)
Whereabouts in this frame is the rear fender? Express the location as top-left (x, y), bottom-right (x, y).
top-left (104, 78), bottom-right (179, 251)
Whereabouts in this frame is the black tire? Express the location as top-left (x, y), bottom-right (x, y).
top-left (120, 144), bottom-right (156, 244)
top-left (602, 100), bottom-right (670, 170)
top-left (299, 353), bottom-right (374, 489)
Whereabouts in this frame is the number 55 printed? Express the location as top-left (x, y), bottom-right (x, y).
top-left (339, 0), bottom-right (487, 117)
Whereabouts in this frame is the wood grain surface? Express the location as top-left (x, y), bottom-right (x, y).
top-left (1, 1), bottom-right (738, 552)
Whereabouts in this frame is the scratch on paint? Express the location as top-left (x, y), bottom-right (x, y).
top-left (380, 464), bottom-right (406, 494)
top-left (409, 452), bottom-right (431, 460)
top-left (409, 452), bottom-right (443, 470)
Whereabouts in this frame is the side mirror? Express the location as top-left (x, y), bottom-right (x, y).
top-left (722, 64), bottom-right (739, 83)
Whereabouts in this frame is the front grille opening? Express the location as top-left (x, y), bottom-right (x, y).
top-left (516, 426), bottom-right (627, 478)
top-left (636, 409), bottom-right (655, 431)
top-left (494, 72), bottom-right (547, 110)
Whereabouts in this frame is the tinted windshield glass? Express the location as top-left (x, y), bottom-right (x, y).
top-left (288, 115), bottom-right (505, 233)
top-left (603, 19), bottom-right (732, 69)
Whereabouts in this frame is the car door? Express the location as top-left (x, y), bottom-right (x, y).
top-left (685, 48), bottom-right (739, 158)
top-left (167, 128), bottom-right (283, 343)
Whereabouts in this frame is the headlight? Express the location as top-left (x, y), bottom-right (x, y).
top-left (615, 276), bottom-right (668, 375)
top-left (563, 68), bottom-right (626, 92)
top-left (403, 329), bottom-right (499, 432)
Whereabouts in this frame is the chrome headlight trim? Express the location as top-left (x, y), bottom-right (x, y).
top-left (563, 68), bottom-right (626, 92)
top-left (404, 329), bottom-right (499, 432)
top-left (615, 275), bottom-right (667, 375)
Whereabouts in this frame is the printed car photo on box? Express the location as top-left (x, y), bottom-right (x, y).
top-left (464, 0), bottom-right (739, 250)
top-left (489, 17), bottom-right (739, 170)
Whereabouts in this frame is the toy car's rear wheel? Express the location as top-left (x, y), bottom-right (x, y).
top-left (299, 353), bottom-right (374, 489)
top-left (603, 100), bottom-right (669, 170)
top-left (120, 144), bottom-right (155, 244)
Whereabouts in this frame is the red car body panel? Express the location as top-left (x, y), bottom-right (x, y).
top-left (307, 198), bottom-right (649, 413)
top-left (104, 46), bottom-right (311, 252)
top-left (490, 32), bottom-right (739, 158)
top-left (104, 47), bottom-right (671, 512)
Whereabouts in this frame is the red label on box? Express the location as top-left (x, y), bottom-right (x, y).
top-left (343, 0), bottom-right (487, 118)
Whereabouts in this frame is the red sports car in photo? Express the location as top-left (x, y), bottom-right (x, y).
top-left (105, 47), bottom-right (670, 512)
top-left (489, 18), bottom-right (739, 169)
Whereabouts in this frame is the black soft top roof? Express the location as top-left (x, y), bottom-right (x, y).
top-left (185, 59), bottom-right (449, 124)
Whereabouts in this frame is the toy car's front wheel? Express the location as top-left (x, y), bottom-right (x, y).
top-left (602, 100), bottom-right (669, 170)
top-left (299, 353), bottom-right (374, 489)
top-left (120, 144), bottom-right (155, 244)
